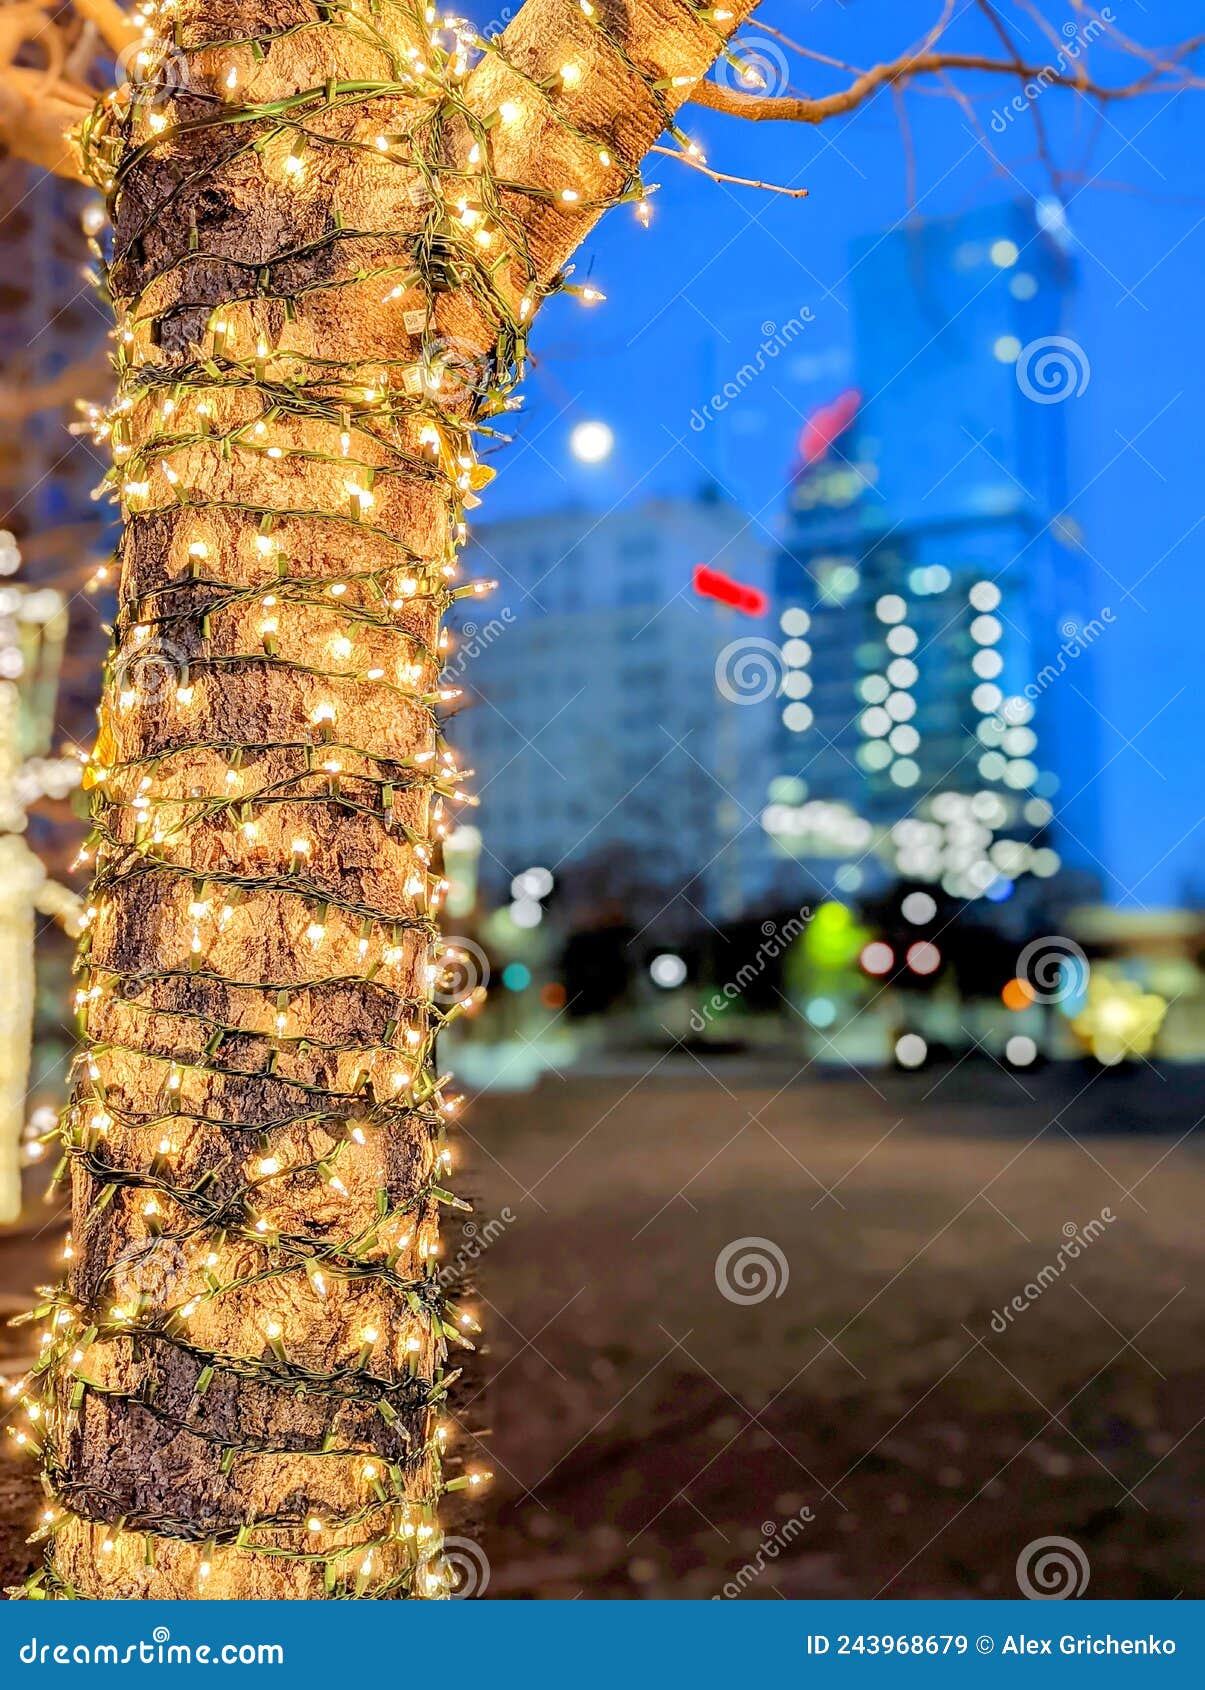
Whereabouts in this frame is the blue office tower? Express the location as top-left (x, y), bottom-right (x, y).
top-left (765, 200), bottom-right (1102, 908)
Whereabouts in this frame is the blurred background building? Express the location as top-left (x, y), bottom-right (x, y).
top-left (449, 493), bottom-right (773, 932)
top-left (763, 200), bottom-right (1099, 915)
top-left (0, 163), bottom-right (110, 868)
top-left (440, 199), bottom-right (1202, 1075)
top-left (0, 175), bottom-right (1199, 1093)
top-left (0, 160), bottom-right (109, 1217)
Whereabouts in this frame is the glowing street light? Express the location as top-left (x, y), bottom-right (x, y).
top-left (569, 420), bottom-right (614, 464)
top-left (649, 953), bottom-right (687, 989)
top-left (511, 866), bottom-right (554, 901)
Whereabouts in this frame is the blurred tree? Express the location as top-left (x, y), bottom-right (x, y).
top-left (784, 899), bottom-right (871, 1007)
top-left (0, 531), bottom-right (84, 1220)
top-left (561, 922), bottom-right (634, 1019)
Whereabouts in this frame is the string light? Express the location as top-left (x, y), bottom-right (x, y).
top-left (27, 0), bottom-right (740, 1606)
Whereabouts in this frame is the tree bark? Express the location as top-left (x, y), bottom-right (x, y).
top-left (24, 0), bottom-right (758, 1599)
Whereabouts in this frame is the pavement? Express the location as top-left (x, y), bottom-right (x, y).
top-left (454, 1059), bottom-right (1205, 1598)
top-left (2, 1058), bottom-right (1202, 1599)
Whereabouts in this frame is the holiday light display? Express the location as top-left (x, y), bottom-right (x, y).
top-left (9, 0), bottom-right (760, 1602)
top-left (0, 532), bottom-right (82, 1221)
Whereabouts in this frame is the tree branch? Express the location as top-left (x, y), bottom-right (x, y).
top-left (0, 65), bottom-right (88, 180)
top-left (69, 0), bottom-right (139, 55)
top-left (689, 43), bottom-right (1205, 124)
top-left (460, 0), bottom-right (764, 310)
top-left (0, 353), bottom-right (110, 419)
top-left (649, 143), bottom-right (808, 197)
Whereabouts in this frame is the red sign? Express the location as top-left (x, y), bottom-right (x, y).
top-left (692, 564), bottom-right (768, 618)
top-left (798, 387), bottom-right (861, 467)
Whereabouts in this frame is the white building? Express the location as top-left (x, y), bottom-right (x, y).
top-left (446, 492), bottom-right (775, 932)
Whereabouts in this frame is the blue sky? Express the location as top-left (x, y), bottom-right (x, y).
top-left (462, 2), bottom-right (1205, 905)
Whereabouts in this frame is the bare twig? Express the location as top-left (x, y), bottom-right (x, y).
top-left (891, 85), bottom-right (917, 211)
top-left (649, 143), bottom-right (808, 197)
top-left (689, 43), bottom-right (1205, 124)
top-left (974, 0), bottom-right (1060, 190)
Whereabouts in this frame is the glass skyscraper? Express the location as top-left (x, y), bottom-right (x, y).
top-left (765, 199), bottom-right (1102, 911)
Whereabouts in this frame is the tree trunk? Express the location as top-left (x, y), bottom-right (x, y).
top-left (24, 0), bottom-right (757, 1599)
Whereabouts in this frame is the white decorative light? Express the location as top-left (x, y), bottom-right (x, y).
top-left (0, 530), bottom-right (83, 1219)
top-left (569, 420), bottom-right (614, 463)
top-left (895, 1033), bottom-right (927, 1068)
top-left (875, 594), bottom-right (907, 624)
top-left (650, 953), bottom-right (687, 989)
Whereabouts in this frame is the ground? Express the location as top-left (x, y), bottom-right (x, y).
top-left (2, 1059), bottom-right (1202, 1599)
top-left (463, 1058), bottom-right (1204, 1599)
